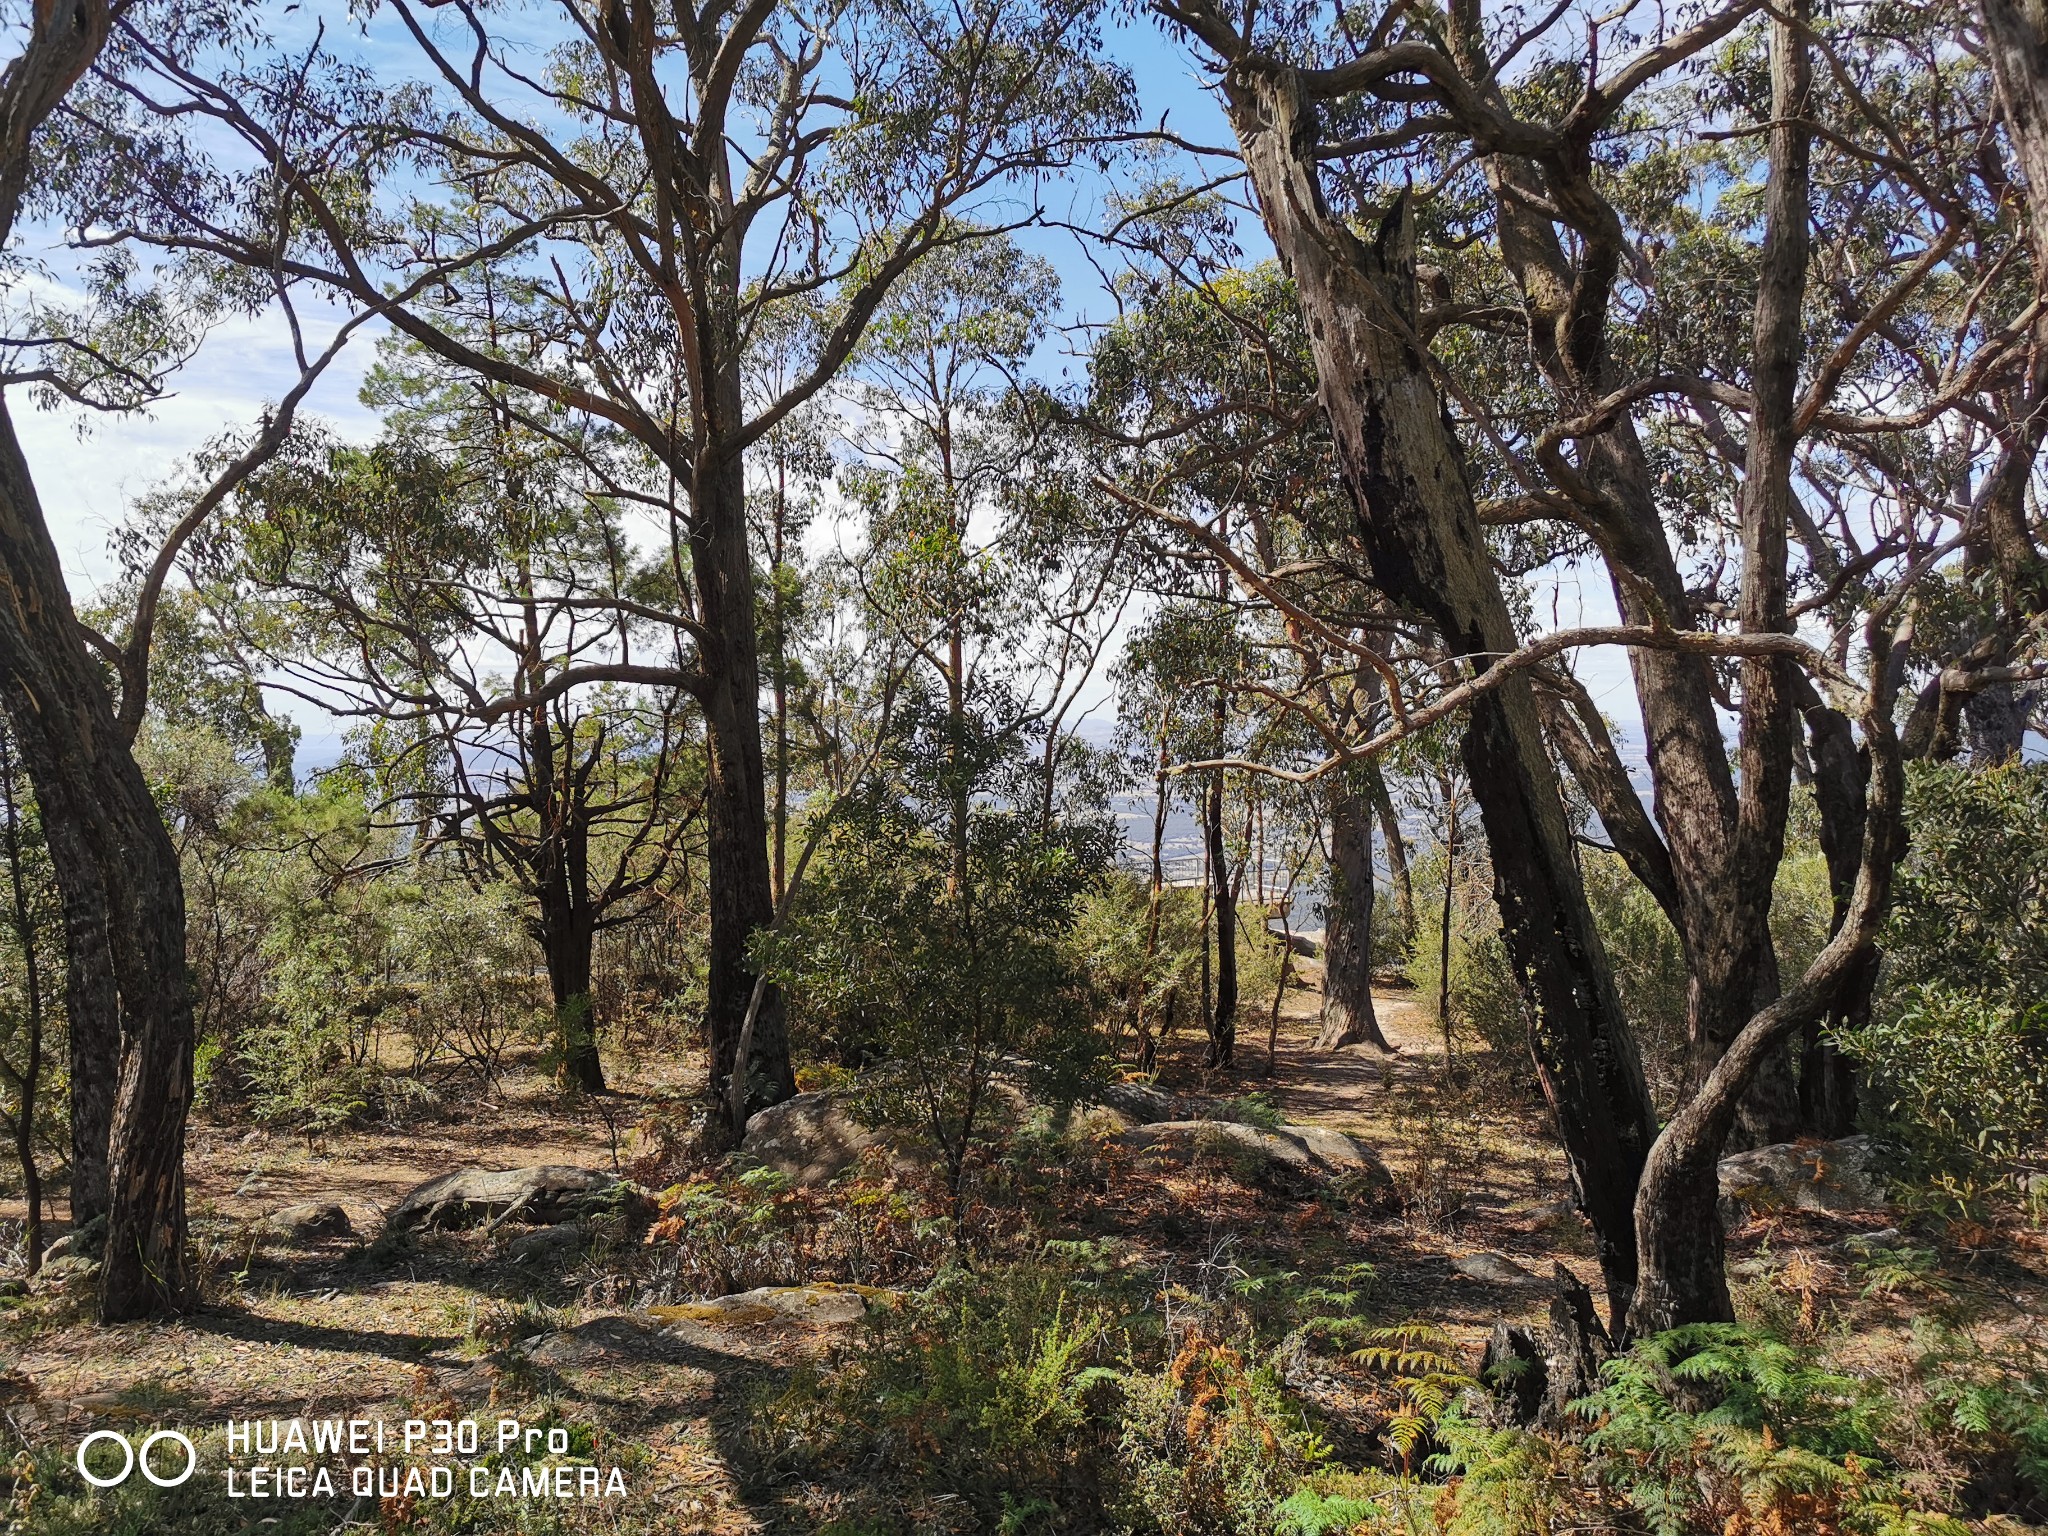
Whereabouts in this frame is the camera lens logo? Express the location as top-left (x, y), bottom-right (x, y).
top-left (76, 1429), bottom-right (197, 1488)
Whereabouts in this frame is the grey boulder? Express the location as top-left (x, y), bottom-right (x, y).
top-left (1116, 1119), bottom-right (1386, 1179)
top-left (1119, 1119), bottom-right (1314, 1170)
top-left (388, 1166), bottom-right (649, 1230)
top-left (1278, 1123), bottom-right (1384, 1173)
top-left (1718, 1136), bottom-right (1889, 1227)
top-left (35, 1254), bottom-right (100, 1286)
top-left (1453, 1250), bottom-right (1543, 1287)
top-left (740, 1091), bottom-right (918, 1186)
top-left (504, 1223), bottom-right (586, 1264)
top-left (1095, 1079), bottom-right (1178, 1124)
top-left (41, 1214), bottom-right (106, 1264)
top-left (516, 1314), bottom-right (677, 1367)
top-left (650, 1283), bottom-right (885, 1329)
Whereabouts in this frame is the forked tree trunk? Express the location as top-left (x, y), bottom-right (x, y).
top-left (1218, 57), bottom-right (1657, 1325)
top-left (1632, 0), bottom-right (1823, 1333)
top-left (1450, 16), bottom-right (1801, 1147)
top-left (1632, 696), bottom-right (1904, 1335)
top-left (1318, 781), bottom-right (1391, 1051)
top-left (0, 404), bottom-right (193, 1322)
top-left (1712, 0), bottom-right (1810, 1152)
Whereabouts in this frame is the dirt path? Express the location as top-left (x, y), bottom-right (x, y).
top-left (1138, 970), bottom-right (1606, 1335)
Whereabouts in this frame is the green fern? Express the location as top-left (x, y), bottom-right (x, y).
top-left (1352, 1321), bottom-right (1478, 1472)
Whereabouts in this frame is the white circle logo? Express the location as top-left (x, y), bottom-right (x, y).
top-left (139, 1430), bottom-right (198, 1487)
top-left (75, 1428), bottom-right (197, 1488)
top-left (75, 1430), bottom-right (132, 1488)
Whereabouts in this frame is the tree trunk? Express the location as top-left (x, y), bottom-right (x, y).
top-left (0, 403), bottom-right (193, 1321)
top-left (1220, 58), bottom-right (1656, 1327)
top-left (694, 445), bottom-right (796, 1121)
top-left (541, 906), bottom-right (604, 1093)
top-left (1710, 0), bottom-right (1811, 1152)
top-left (35, 787), bottom-right (116, 1225)
top-left (1632, 0), bottom-right (1820, 1334)
top-left (1632, 696), bottom-right (1904, 1336)
top-left (1, 727), bottom-right (45, 1272)
top-left (1368, 766), bottom-right (1415, 940)
top-left (1437, 780), bottom-right (1457, 1064)
top-left (1204, 766), bottom-right (1237, 1069)
top-left (1977, 0), bottom-right (2048, 639)
top-left (1131, 733), bottom-right (1172, 1068)
top-left (1796, 674), bottom-right (1867, 1137)
top-left (1318, 779), bottom-right (1391, 1051)
top-left (1460, 45), bottom-right (1801, 1147)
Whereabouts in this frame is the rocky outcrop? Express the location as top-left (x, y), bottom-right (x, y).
top-left (504, 1223), bottom-right (585, 1264)
top-left (1119, 1119), bottom-right (1316, 1170)
top-left (1454, 1251), bottom-right (1543, 1287)
top-left (388, 1166), bottom-right (651, 1231)
top-left (41, 1214), bottom-right (105, 1265)
top-left (741, 1079), bottom-right (1170, 1186)
top-left (1095, 1079), bottom-right (1178, 1124)
top-left (515, 1315), bottom-right (678, 1367)
top-left (1116, 1119), bottom-right (1389, 1179)
top-left (739, 1092), bottom-right (905, 1186)
top-left (1717, 1135), bottom-right (1889, 1227)
top-left (34, 1254), bottom-right (100, 1286)
top-left (1280, 1123), bottom-right (1383, 1173)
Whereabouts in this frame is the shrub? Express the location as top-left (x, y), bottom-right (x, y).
top-left (745, 1261), bottom-right (1131, 1527)
top-left (1116, 1324), bottom-right (1335, 1534)
top-left (241, 865), bottom-right (540, 1133)
top-left (741, 1252), bottom-right (1392, 1535)
top-left (760, 791), bottom-right (1116, 1207)
top-left (1067, 872), bottom-right (1210, 1053)
top-left (1581, 850), bottom-right (1690, 1105)
top-left (1851, 762), bottom-right (2048, 1171)
top-left (646, 1163), bottom-right (944, 1298)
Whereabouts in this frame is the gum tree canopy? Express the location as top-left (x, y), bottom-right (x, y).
top-left (69, 0), bottom-right (1136, 1121)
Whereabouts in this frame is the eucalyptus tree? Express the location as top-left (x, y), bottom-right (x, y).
top-left (844, 235), bottom-right (1133, 881)
top-left (1147, 0), bottom-right (2031, 1334)
top-left (0, 0), bottom-right (371, 1318)
top-left (1112, 601), bottom-right (1260, 1069)
top-left (215, 385), bottom-right (700, 1093)
top-left (741, 308), bottom-right (835, 908)
top-left (77, 0), bottom-right (1136, 1119)
top-left (1142, 8), bottom-right (1667, 1328)
top-left (845, 236), bottom-right (1059, 888)
top-left (1969, 0), bottom-right (2048, 729)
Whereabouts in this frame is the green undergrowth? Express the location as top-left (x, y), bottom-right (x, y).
top-left (735, 1249), bottom-right (2048, 1535)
